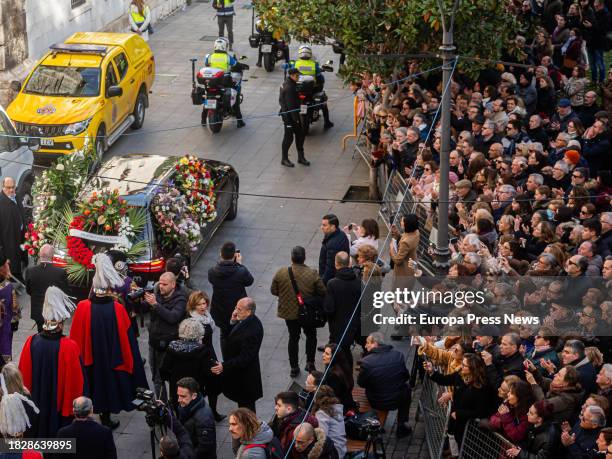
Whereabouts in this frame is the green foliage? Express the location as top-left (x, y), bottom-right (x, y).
top-left (255, 0), bottom-right (518, 78)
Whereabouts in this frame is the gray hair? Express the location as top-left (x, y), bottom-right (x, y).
top-left (178, 318), bottom-right (205, 341)
top-left (556, 132), bottom-right (571, 143)
top-left (585, 405), bottom-right (606, 427)
top-left (294, 422), bottom-right (315, 440)
top-left (464, 252), bottom-right (482, 267)
top-left (529, 142), bottom-right (544, 153)
top-left (335, 251), bottom-right (350, 268)
top-left (499, 215), bottom-right (515, 227)
top-left (503, 332), bottom-right (521, 347)
top-left (38, 244), bottom-right (54, 262)
top-left (529, 173), bottom-right (544, 186)
top-left (554, 161), bottom-right (569, 174)
top-left (513, 156), bottom-right (528, 166)
top-left (73, 397), bottom-right (93, 419)
top-left (369, 332), bottom-right (385, 346)
top-left (463, 234), bottom-right (481, 251)
top-left (564, 339), bottom-right (585, 359)
top-left (602, 363), bottom-right (612, 380)
top-left (395, 127), bottom-right (408, 137)
top-left (483, 120), bottom-right (496, 130)
top-left (539, 253), bottom-right (557, 267)
top-left (406, 127), bottom-right (420, 138)
top-left (499, 185), bottom-right (517, 197)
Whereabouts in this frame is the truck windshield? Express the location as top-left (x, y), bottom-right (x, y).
top-left (24, 65), bottom-right (101, 97)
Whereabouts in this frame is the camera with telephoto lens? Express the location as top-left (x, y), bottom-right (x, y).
top-left (128, 281), bottom-right (155, 301)
top-left (360, 418), bottom-right (382, 435)
top-left (132, 388), bottom-right (166, 426)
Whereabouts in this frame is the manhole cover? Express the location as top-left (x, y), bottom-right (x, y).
top-left (341, 185), bottom-right (377, 203)
top-left (199, 35), bottom-right (218, 41)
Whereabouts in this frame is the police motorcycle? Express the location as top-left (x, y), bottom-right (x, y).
top-left (285, 46), bottom-right (334, 135)
top-left (190, 39), bottom-right (249, 134)
top-left (248, 17), bottom-right (289, 72)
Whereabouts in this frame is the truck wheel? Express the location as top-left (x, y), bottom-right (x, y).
top-left (17, 174), bottom-right (34, 224)
top-left (131, 91), bottom-right (147, 130)
top-left (91, 127), bottom-right (106, 173)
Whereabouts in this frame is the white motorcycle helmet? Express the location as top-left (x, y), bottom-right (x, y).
top-left (214, 37), bottom-right (229, 53)
top-left (298, 45), bottom-right (312, 60)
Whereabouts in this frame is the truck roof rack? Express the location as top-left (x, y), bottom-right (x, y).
top-left (49, 43), bottom-right (108, 56)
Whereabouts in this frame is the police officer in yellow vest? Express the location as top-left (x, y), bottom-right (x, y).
top-left (213, 0), bottom-right (235, 50)
top-left (289, 45), bottom-right (333, 130)
top-left (129, 0), bottom-right (152, 42)
top-left (204, 37), bottom-right (245, 128)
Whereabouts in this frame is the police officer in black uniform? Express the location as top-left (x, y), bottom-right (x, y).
top-left (279, 68), bottom-right (309, 167)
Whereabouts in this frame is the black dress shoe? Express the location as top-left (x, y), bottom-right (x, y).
top-left (282, 159), bottom-right (295, 167)
top-left (100, 414), bottom-right (120, 430)
top-left (324, 121), bottom-right (334, 130)
top-left (298, 157), bottom-right (310, 166)
top-left (290, 367), bottom-right (300, 377)
top-left (237, 120), bottom-right (246, 128)
top-left (214, 412), bottom-right (227, 422)
top-left (396, 425), bottom-right (412, 439)
top-left (304, 362), bottom-right (316, 372)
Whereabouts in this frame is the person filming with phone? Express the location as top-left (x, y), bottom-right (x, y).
top-left (208, 241), bottom-right (254, 358)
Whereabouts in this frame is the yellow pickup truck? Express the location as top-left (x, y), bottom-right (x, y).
top-left (8, 32), bottom-right (155, 162)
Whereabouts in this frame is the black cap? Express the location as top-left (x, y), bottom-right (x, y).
top-left (288, 68), bottom-right (300, 76)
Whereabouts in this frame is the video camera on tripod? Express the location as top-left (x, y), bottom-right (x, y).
top-left (132, 388), bottom-right (168, 428)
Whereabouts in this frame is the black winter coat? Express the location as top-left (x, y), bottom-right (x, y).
top-left (357, 345), bottom-right (409, 411)
top-left (323, 268), bottom-right (361, 344)
top-left (57, 418), bottom-right (117, 459)
top-left (222, 314), bottom-right (264, 404)
top-left (318, 229), bottom-right (350, 285)
top-left (177, 394), bottom-right (216, 459)
top-left (429, 371), bottom-right (496, 445)
top-left (160, 339), bottom-right (218, 407)
top-left (148, 287), bottom-right (187, 349)
top-left (517, 423), bottom-right (559, 459)
top-left (485, 351), bottom-right (526, 389)
top-left (279, 77), bottom-right (301, 124)
top-left (25, 262), bottom-right (68, 324)
top-left (0, 192), bottom-right (26, 277)
top-left (208, 260), bottom-right (254, 329)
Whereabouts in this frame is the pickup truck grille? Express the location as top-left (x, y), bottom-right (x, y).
top-left (14, 122), bottom-right (66, 137)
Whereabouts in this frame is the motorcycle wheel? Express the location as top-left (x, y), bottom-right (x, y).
top-left (263, 53), bottom-right (274, 72)
top-left (208, 110), bottom-right (223, 134)
top-left (300, 112), bottom-right (311, 136)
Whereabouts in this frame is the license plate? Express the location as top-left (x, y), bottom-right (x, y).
top-left (300, 104), bottom-right (308, 115)
top-left (204, 99), bottom-right (217, 109)
top-left (40, 138), bottom-right (53, 147)
top-left (261, 44), bottom-right (272, 53)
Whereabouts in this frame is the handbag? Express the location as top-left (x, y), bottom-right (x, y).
top-left (288, 267), bottom-right (326, 328)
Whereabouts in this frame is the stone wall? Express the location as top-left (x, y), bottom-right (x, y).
top-left (0, 0), bottom-right (186, 107)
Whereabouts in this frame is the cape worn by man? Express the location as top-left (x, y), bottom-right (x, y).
top-left (69, 253), bottom-right (147, 428)
top-left (18, 286), bottom-right (86, 438)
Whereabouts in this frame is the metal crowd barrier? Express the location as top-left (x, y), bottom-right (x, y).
top-left (458, 420), bottom-right (517, 459)
top-left (418, 367), bottom-right (452, 459)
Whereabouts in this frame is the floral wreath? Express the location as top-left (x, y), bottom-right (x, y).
top-left (63, 189), bottom-right (146, 284)
top-left (174, 155), bottom-right (217, 225)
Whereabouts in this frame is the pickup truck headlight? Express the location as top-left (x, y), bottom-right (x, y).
top-left (64, 118), bottom-right (92, 135)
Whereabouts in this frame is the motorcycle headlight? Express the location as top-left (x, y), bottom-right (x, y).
top-left (64, 118), bottom-right (92, 136)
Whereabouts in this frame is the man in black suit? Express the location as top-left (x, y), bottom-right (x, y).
top-left (211, 297), bottom-right (263, 413)
top-left (57, 396), bottom-right (117, 459)
top-left (0, 177), bottom-right (26, 282)
top-left (25, 244), bottom-right (68, 332)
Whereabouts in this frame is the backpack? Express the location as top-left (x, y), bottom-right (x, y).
top-left (243, 437), bottom-right (284, 459)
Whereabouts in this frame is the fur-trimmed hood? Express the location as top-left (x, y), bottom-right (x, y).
top-left (307, 428), bottom-right (327, 459)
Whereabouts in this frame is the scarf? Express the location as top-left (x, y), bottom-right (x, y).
top-left (561, 36), bottom-right (575, 55)
top-left (190, 310), bottom-right (215, 328)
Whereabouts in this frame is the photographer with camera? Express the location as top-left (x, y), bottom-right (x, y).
top-left (208, 242), bottom-right (254, 358)
top-left (145, 272), bottom-right (187, 401)
top-left (165, 256), bottom-right (193, 296)
top-left (176, 377), bottom-right (216, 459)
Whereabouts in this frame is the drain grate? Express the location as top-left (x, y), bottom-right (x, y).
top-left (341, 185), bottom-right (377, 203)
top-left (199, 35), bottom-right (218, 41)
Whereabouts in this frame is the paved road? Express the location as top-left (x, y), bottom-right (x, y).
top-left (12, 1), bottom-right (387, 457)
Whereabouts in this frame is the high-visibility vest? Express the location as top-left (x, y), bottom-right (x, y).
top-left (215, 0), bottom-right (235, 15)
top-left (209, 52), bottom-right (230, 71)
top-left (294, 59), bottom-right (316, 76)
top-left (130, 5), bottom-right (149, 24)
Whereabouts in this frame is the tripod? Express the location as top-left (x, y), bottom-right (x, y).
top-left (145, 414), bottom-right (167, 459)
top-left (363, 429), bottom-right (386, 459)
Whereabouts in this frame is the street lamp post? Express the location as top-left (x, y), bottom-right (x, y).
top-left (433, 0), bottom-right (459, 275)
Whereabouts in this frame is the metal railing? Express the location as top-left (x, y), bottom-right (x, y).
top-left (418, 367), bottom-right (452, 459)
top-left (458, 420), bottom-right (517, 459)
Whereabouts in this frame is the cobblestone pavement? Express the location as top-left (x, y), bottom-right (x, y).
top-left (12, 1), bottom-right (428, 457)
